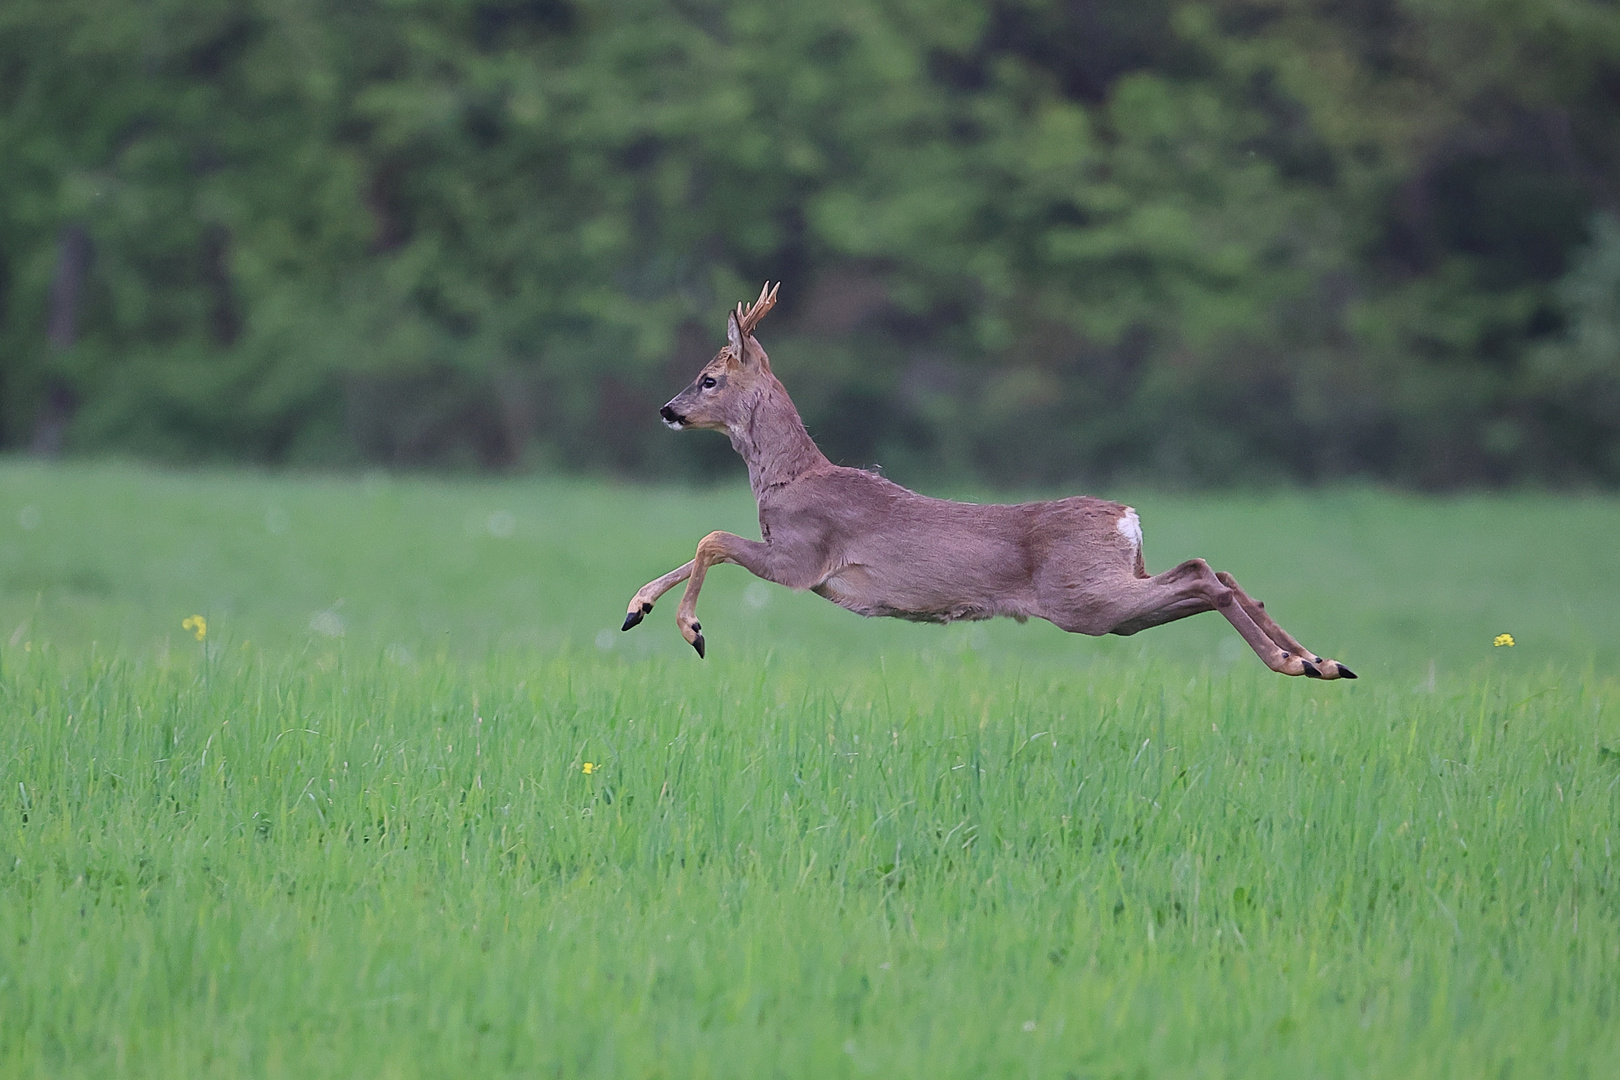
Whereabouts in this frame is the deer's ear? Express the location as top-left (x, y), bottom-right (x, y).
top-left (727, 310), bottom-right (747, 363)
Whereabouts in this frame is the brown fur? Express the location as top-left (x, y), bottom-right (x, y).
top-left (624, 284), bottom-right (1355, 679)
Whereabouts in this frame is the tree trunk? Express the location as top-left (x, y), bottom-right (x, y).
top-left (31, 223), bottom-right (90, 456)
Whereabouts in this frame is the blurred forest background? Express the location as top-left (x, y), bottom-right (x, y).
top-left (2, 0), bottom-right (1619, 488)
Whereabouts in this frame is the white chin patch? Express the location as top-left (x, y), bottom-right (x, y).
top-left (663, 418), bottom-right (686, 431)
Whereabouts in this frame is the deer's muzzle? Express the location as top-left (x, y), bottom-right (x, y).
top-left (660, 404), bottom-right (687, 430)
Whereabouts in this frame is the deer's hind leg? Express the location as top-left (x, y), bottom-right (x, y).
top-left (1214, 571), bottom-right (1356, 679)
top-left (1044, 559), bottom-right (1322, 677)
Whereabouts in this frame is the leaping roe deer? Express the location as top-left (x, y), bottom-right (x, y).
top-left (622, 283), bottom-right (1356, 680)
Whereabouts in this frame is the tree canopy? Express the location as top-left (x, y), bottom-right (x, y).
top-left (3, 0), bottom-right (1618, 486)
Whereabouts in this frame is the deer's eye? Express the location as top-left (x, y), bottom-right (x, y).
top-left (701, 376), bottom-right (718, 389)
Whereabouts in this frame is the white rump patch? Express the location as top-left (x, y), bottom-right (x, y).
top-left (1116, 507), bottom-right (1143, 549)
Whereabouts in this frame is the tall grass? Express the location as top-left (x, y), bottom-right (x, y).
top-left (3, 462), bottom-right (1619, 1076)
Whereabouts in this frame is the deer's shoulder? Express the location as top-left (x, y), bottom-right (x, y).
top-left (764, 464), bottom-right (906, 516)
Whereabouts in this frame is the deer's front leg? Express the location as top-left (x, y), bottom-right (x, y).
top-left (622, 560), bottom-right (695, 631)
top-left (675, 530), bottom-right (772, 658)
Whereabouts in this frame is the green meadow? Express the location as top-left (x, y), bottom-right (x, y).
top-left (2, 460), bottom-right (1617, 1077)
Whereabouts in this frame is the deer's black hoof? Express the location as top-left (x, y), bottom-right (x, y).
top-left (622, 602), bottom-right (652, 631)
top-left (1337, 664), bottom-right (1358, 680)
top-left (1301, 659), bottom-right (1323, 679)
top-left (691, 632), bottom-right (705, 659)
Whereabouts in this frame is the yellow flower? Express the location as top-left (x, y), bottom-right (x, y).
top-left (1493, 633), bottom-right (1514, 647)
top-left (582, 761), bottom-right (595, 774)
top-left (183, 615), bottom-right (207, 641)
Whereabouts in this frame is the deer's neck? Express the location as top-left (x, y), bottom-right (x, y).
top-left (728, 377), bottom-right (829, 501)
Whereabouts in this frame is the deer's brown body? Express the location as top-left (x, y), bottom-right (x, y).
top-left (622, 284), bottom-right (1355, 680)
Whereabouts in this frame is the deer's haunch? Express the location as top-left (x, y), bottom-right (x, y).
top-left (622, 283), bottom-right (1356, 680)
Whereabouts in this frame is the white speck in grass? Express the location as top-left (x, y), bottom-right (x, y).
top-left (486, 510), bottom-right (515, 538)
top-left (385, 643), bottom-right (415, 666)
top-left (18, 505), bottom-right (41, 531)
top-left (310, 608), bottom-right (345, 638)
top-left (264, 507), bottom-right (289, 534)
top-left (1022, 1020), bottom-right (1037, 1032)
top-left (743, 581), bottom-right (772, 609)
top-left (595, 629), bottom-right (616, 651)
top-left (843, 1040), bottom-right (856, 1057)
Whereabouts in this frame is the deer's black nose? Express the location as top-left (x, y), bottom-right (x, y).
top-left (660, 405), bottom-right (683, 424)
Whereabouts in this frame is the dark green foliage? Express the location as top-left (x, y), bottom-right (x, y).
top-left (2, 0), bottom-right (1619, 485)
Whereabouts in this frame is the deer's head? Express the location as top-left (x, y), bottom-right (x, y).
top-left (660, 283), bottom-right (780, 433)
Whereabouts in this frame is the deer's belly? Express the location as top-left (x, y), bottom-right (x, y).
top-left (811, 562), bottom-right (1035, 624)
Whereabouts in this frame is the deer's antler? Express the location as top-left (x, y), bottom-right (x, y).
top-left (735, 281), bottom-right (779, 337)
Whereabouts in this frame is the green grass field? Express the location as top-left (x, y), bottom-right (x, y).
top-left (3, 460), bottom-right (1618, 1077)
